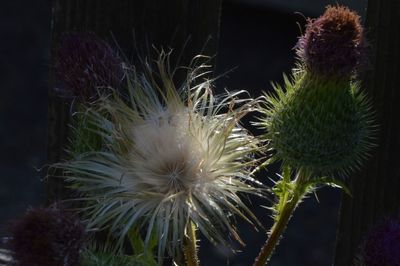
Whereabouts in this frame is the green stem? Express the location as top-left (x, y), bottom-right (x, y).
top-left (184, 220), bottom-right (199, 266)
top-left (253, 170), bottom-right (309, 266)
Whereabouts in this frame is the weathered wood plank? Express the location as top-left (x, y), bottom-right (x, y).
top-left (334, 1), bottom-right (400, 265)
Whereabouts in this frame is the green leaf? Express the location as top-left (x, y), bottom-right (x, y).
top-left (304, 176), bottom-right (352, 196)
top-left (81, 241), bottom-right (158, 266)
top-left (127, 227), bottom-right (158, 265)
top-left (81, 249), bottom-right (138, 266)
top-left (128, 228), bottom-right (145, 254)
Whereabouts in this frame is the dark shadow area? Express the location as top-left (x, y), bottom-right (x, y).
top-left (0, 0), bottom-right (51, 237)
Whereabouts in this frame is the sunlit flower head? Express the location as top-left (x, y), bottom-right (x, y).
top-left (57, 52), bottom-right (262, 261)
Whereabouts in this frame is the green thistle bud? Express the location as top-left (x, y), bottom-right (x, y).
top-left (258, 5), bottom-right (375, 176)
top-left (259, 71), bottom-right (374, 175)
top-left (253, 7), bottom-right (376, 266)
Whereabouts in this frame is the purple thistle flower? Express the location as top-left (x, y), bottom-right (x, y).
top-left (362, 219), bottom-right (400, 266)
top-left (55, 32), bottom-right (124, 100)
top-left (8, 205), bottom-right (86, 266)
top-left (297, 5), bottom-right (367, 78)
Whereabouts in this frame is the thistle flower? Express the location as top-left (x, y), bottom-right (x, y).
top-left (8, 205), bottom-right (86, 266)
top-left (55, 32), bottom-right (124, 100)
top-left (360, 219), bottom-right (400, 266)
top-left (253, 6), bottom-right (375, 266)
top-left (56, 53), bottom-right (261, 262)
top-left (297, 5), bottom-right (367, 78)
top-left (258, 6), bottom-right (374, 175)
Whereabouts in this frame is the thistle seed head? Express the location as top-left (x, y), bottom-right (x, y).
top-left (297, 5), bottom-right (367, 78)
top-left (56, 52), bottom-right (262, 262)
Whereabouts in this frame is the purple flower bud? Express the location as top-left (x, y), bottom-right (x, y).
top-left (55, 32), bottom-right (124, 100)
top-left (8, 205), bottom-right (86, 266)
top-left (297, 5), bottom-right (367, 78)
top-left (362, 219), bottom-right (400, 266)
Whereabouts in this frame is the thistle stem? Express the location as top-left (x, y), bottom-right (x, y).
top-left (253, 170), bottom-right (309, 266)
top-left (184, 220), bottom-right (199, 266)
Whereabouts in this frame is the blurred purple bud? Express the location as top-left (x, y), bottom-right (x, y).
top-left (297, 5), bottom-right (367, 78)
top-left (55, 32), bottom-right (124, 100)
top-left (362, 219), bottom-right (400, 266)
top-left (8, 204), bottom-right (86, 266)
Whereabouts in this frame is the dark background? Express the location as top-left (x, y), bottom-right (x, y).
top-left (0, 1), bottom-right (366, 265)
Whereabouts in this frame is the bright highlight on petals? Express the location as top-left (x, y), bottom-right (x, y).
top-left (56, 52), bottom-right (263, 262)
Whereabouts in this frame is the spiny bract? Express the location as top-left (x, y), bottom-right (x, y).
top-left (258, 70), bottom-right (374, 175)
top-left (56, 53), bottom-right (261, 262)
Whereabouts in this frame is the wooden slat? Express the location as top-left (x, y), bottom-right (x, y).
top-left (334, 1), bottom-right (400, 265)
